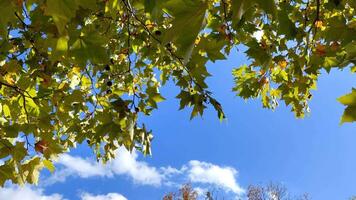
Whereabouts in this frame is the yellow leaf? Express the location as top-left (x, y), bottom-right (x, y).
top-left (5, 74), bottom-right (15, 85)
top-left (72, 66), bottom-right (81, 75)
top-left (315, 20), bottom-right (323, 28)
top-left (278, 60), bottom-right (287, 68)
top-left (43, 159), bottom-right (55, 173)
top-left (56, 36), bottom-right (69, 52)
top-left (3, 104), bottom-right (10, 117)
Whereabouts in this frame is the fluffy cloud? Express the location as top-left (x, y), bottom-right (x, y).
top-left (47, 147), bottom-right (163, 186)
top-left (58, 154), bottom-right (111, 178)
top-left (48, 148), bottom-right (244, 197)
top-left (109, 148), bottom-right (163, 186)
top-left (80, 192), bottom-right (127, 200)
top-left (0, 186), bottom-right (65, 200)
top-left (44, 156), bottom-right (111, 185)
top-left (185, 160), bottom-right (244, 195)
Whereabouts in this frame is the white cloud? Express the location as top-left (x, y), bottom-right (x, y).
top-left (48, 147), bottom-right (163, 186)
top-left (0, 186), bottom-right (65, 200)
top-left (47, 148), bottom-right (244, 198)
top-left (160, 166), bottom-right (182, 177)
top-left (58, 154), bottom-right (111, 178)
top-left (110, 147), bottom-right (163, 186)
top-left (186, 160), bottom-right (244, 195)
top-left (81, 192), bottom-right (127, 200)
top-left (44, 155), bottom-right (112, 185)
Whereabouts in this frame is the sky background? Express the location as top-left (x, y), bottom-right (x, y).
top-left (1, 51), bottom-right (355, 200)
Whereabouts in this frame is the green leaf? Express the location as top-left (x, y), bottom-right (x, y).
top-left (75, 0), bottom-right (97, 9)
top-left (56, 36), bottom-right (69, 52)
top-left (151, 93), bottom-right (166, 103)
top-left (0, 164), bottom-right (14, 186)
top-left (340, 105), bottom-right (356, 124)
top-left (163, 0), bottom-right (208, 63)
top-left (0, 1), bottom-right (15, 36)
top-left (256, 0), bottom-right (277, 17)
top-left (323, 57), bottom-right (339, 73)
top-left (351, 66), bottom-right (356, 73)
top-left (144, 0), bottom-right (164, 20)
top-left (3, 125), bottom-right (18, 138)
top-left (337, 88), bottom-right (356, 124)
top-left (45, 0), bottom-right (78, 34)
top-left (277, 6), bottom-right (297, 39)
top-left (338, 89), bottom-right (356, 106)
top-left (2, 104), bottom-right (11, 118)
top-left (245, 40), bottom-right (271, 67)
top-left (22, 157), bottom-right (43, 184)
top-left (197, 38), bottom-right (226, 62)
top-left (231, 0), bottom-right (254, 25)
top-left (43, 159), bottom-right (55, 173)
top-left (71, 32), bottom-right (109, 64)
top-left (344, 41), bottom-right (356, 60)
top-left (0, 140), bottom-right (12, 159)
top-left (12, 142), bottom-right (27, 162)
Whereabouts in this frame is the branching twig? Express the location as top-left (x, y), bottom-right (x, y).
top-left (85, 66), bottom-right (104, 115)
top-left (23, 134), bottom-right (33, 150)
top-left (221, 0), bottom-right (233, 40)
top-left (0, 81), bottom-right (33, 99)
top-left (0, 80), bottom-right (32, 148)
top-left (125, 5), bottom-right (132, 72)
top-left (14, 11), bottom-right (28, 28)
top-left (21, 94), bottom-right (30, 124)
top-left (0, 81), bottom-right (31, 124)
top-left (306, 0), bottom-right (320, 35)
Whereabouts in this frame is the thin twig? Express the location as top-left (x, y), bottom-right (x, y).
top-left (124, 0), bottom-right (132, 72)
top-left (85, 66), bottom-right (104, 113)
top-left (0, 81), bottom-right (33, 99)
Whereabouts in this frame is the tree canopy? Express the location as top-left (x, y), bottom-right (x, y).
top-left (0, 0), bottom-right (355, 186)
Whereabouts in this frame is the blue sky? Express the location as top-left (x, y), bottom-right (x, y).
top-left (1, 51), bottom-right (355, 200)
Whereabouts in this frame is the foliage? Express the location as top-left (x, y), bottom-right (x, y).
top-left (0, 0), bottom-right (354, 186)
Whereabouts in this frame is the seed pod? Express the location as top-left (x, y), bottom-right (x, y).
top-left (154, 30), bottom-right (161, 36)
